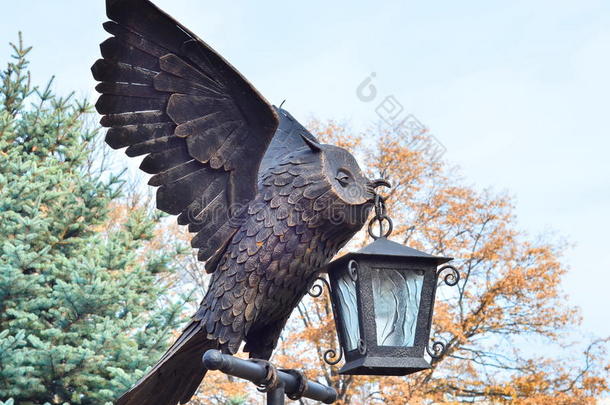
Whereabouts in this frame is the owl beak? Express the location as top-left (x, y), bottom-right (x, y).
top-left (369, 179), bottom-right (391, 189)
top-left (366, 178), bottom-right (391, 200)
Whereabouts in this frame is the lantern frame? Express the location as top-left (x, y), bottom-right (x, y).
top-left (319, 237), bottom-right (457, 376)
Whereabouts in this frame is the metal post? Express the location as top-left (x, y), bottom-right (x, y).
top-left (203, 349), bottom-right (337, 404)
top-left (267, 383), bottom-right (285, 405)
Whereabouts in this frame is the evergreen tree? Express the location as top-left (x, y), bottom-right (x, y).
top-left (0, 35), bottom-right (187, 404)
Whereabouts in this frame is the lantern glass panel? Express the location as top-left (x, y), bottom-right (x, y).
top-left (371, 268), bottom-right (424, 347)
top-left (335, 269), bottom-right (360, 351)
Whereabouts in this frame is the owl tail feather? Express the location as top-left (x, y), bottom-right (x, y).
top-left (116, 321), bottom-right (217, 405)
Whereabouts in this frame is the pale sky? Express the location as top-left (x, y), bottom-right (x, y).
top-left (1, 0), bottom-right (609, 338)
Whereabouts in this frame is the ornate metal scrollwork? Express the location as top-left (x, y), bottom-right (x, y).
top-left (357, 339), bottom-right (367, 355)
top-left (347, 259), bottom-right (358, 281)
top-left (308, 276), bottom-right (331, 298)
top-left (306, 276), bottom-right (345, 367)
top-left (426, 266), bottom-right (459, 360)
top-left (426, 340), bottom-right (446, 359)
top-left (323, 348), bottom-right (343, 365)
top-left (436, 265), bottom-right (460, 287)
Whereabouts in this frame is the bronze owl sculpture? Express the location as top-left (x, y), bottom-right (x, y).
top-left (92, 0), bottom-right (389, 403)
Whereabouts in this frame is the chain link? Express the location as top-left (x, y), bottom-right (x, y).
top-left (367, 192), bottom-right (393, 239)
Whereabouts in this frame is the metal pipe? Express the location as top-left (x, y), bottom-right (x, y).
top-left (267, 383), bottom-right (285, 405)
top-left (203, 349), bottom-right (337, 404)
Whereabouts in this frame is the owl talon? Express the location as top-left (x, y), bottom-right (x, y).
top-left (281, 369), bottom-right (308, 400)
top-left (251, 359), bottom-right (280, 392)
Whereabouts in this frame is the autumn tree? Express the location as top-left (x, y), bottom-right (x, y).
top-left (268, 119), bottom-right (609, 404)
top-left (182, 117), bottom-right (608, 404)
top-left (154, 111), bottom-right (609, 405)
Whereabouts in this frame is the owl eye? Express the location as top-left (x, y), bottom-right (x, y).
top-left (335, 169), bottom-right (352, 187)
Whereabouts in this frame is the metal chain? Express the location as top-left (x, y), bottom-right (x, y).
top-left (367, 192), bottom-right (393, 239)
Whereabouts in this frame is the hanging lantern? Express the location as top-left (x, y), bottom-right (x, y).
top-left (313, 195), bottom-right (459, 376)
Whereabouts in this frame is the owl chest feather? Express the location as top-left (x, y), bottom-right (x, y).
top-left (196, 157), bottom-right (367, 352)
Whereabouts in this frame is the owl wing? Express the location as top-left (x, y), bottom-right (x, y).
top-left (259, 107), bottom-right (320, 176)
top-left (92, 0), bottom-right (279, 263)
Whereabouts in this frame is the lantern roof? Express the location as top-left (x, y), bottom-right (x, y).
top-left (328, 237), bottom-right (452, 268)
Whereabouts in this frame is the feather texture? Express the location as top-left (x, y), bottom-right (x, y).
top-left (93, 0), bottom-right (279, 267)
top-left (92, 2), bottom-right (375, 405)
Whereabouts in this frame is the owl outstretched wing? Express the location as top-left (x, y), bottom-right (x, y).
top-left (92, 0), bottom-right (279, 264)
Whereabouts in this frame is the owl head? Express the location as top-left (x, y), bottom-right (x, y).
top-left (300, 136), bottom-right (390, 227)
